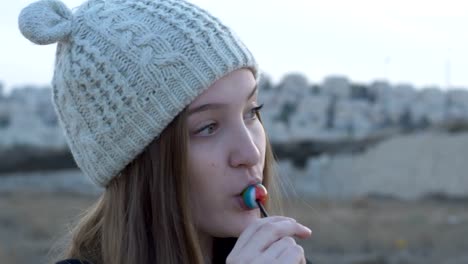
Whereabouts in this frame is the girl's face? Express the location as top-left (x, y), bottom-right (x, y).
top-left (186, 68), bottom-right (266, 238)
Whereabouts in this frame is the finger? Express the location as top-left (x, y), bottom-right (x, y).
top-left (276, 244), bottom-right (305, 264)
top-left (294, 225), bottom-right (313, 239)
top-left (232, 216), bottom-right (293, 252)
top-left (240, 219), bottom-right (311, 255)
top-left (262, 236), bottom-right (296, 260)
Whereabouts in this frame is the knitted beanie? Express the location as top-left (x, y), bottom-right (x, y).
top-left (18, 0), bottom-right (259, 187)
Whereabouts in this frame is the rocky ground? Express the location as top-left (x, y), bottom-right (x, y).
top-left (284, 196), bottom-right (468, 264)
top-left (1, 182), bottom-right (467, 264)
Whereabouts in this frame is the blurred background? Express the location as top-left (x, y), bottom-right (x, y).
top-left (1, 0), bottom-right (468, 264)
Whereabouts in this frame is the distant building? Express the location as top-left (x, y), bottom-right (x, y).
top-left (446, 88), bottom-right (468, 120)
top-left (322, 76), bottom-right (351, 98)
top-left (0, 86), bottom-right (66, 149)
top-left (2, 75), bottom-right (468, 149)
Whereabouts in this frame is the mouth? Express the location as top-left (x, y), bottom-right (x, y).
top-left (237, 180), bottom-right (262, 196)
top-left (235, 195), bottom-right (255, 211)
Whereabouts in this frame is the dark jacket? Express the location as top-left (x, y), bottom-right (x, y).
top-left (56, 237), bottom-right (313, 264)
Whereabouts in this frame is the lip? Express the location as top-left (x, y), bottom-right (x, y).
top-left (237, 179), bottom-right (263, 196)
top-left (236, 195), bottom-right (254, 211)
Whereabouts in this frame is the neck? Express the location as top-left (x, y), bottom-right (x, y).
top-left (198, 231), bottom-right (213, 264)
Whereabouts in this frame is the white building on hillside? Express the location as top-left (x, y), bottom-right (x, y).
top-left (321, 76), bottom-right (351, 98)
top-left (0, 87), bottom-right (66, 149)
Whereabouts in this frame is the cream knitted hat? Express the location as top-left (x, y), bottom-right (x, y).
top-left (18, 0), bottom-right (259, 187)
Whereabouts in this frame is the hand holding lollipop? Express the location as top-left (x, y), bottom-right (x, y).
top-left (230, 183), bottom-right (312, 263)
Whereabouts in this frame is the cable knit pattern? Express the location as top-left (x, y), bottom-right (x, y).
top-left (18, 0), bottom-right (259, 187)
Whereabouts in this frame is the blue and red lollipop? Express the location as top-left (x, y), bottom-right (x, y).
top-left (241, 183), bottom-right (269, 217)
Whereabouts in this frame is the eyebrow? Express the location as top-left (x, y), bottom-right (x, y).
top-left (188, 85), bottom-right (258, 116)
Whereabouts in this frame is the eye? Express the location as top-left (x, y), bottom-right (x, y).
top-left (195, 122), bottom-right (218, 136)
top-left (245, 103), bottom-right (264, 120)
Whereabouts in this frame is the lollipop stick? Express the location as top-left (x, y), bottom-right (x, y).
top-left (256, 200), bottom-right (269, 217)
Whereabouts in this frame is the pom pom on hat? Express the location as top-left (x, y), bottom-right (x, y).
top-left (18, 0), bottom-right (72, 45)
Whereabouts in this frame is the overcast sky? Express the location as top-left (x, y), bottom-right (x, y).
top-left (1, 0), bottom-right (468, 93)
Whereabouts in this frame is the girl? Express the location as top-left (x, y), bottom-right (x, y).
top-left (19, 0), bottom-right (312, 263)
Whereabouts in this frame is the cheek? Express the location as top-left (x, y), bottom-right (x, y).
top-left (253, 122), bottom-right (267, 157)
top-left (188, 144), bottom-right (220, 173)
top-left (187, 147), bottom-right (227, 228)
top-left (187, 144), bottom-right (223, 196)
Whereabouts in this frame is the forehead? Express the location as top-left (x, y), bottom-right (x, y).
top-left (190, 68), bottom-right (257, 106)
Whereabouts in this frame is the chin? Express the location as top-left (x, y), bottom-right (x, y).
top-left (202, 210), bottom-right (261, 238)
top-left (226, 210), bottom-right (261, 237)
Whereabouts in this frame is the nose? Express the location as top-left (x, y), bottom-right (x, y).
top-left (228, 123), bottom-right (261, 168)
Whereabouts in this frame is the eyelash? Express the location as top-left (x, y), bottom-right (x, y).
top-left (249, 103), bottom-right (264, 119)
top-left (194, 103), bottom-right (264, 135)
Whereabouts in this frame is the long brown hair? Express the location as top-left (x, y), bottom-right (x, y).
top-left (55, 108), bottom-right (283, 264)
